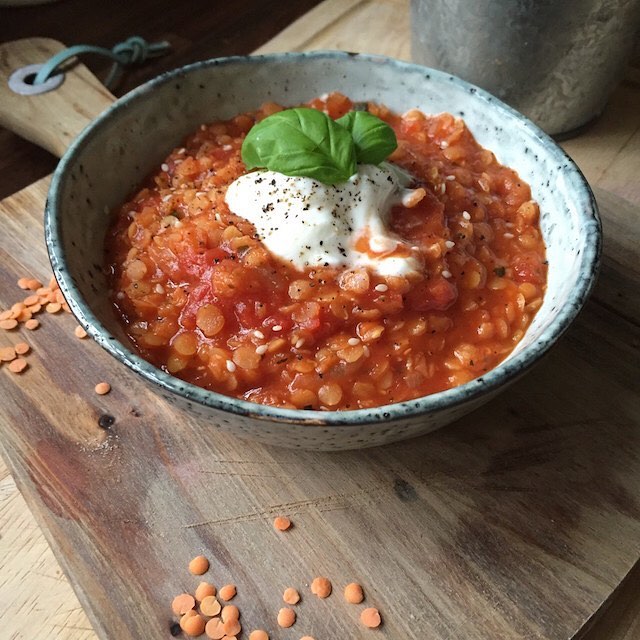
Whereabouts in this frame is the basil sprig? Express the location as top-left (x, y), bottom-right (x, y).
top-left (241, 107), bottom-right (397, 184)
top-left (335, 111), bottom-right (398, 165)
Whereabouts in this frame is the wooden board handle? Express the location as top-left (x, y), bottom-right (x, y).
top-left (0, 38), bottom-right (115, 158)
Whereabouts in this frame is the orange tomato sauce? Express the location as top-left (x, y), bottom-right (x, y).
top-left (105, 93), bottom-right (547, 410)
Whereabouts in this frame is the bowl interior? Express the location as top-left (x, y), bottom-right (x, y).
top-left (46, 52), bottom-right (600, 424)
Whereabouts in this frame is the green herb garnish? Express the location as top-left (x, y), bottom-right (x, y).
top-left (242, 108), bottom-right (356, 184)
top-left (335, 110), bottom-right (398, 165)
top-left (241, 106), bottom-right (397, 184)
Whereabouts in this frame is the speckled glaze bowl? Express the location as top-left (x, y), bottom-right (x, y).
top-left (46, 52), bottom-right (601, 450)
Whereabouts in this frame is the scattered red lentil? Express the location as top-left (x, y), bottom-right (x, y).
top-left (169, 544), bottom-right (384, 636)
top-left (74, 325), bottom-right (88, 339)
top-left (1, 275), bottom-right (71, 347)
top-left (180, 609), bottom-right (198, 630)
top-left (27, 278), bottom-right (43, 291)
top-left (218, 584), bottom-right (237, 601)
top-left (17, 309), bottom-right (32, 322)
top-left (223, 618), bottom-right (241, 636)
top-left (204, 617), bottom-right (226, 639)
top-left (172, 593), bottom-right (196, 616)
top-left (344, 582), bottom-right (364, 604)
top-left (189, 555), bottom-right (210, 575)
top-left (8, 358), bottom-right (28, 374)
top-left (182, 612), bottom-right (206, 637)
top-left (0, 319), bottom-right (18, 330)
top-left (195, 581), bottom-right (216, 602)
top-left (200, 595), bottom-right (222, 617)
top-left (277, 607), bottom-right (296, 628)
top-left (310, 577), bottom-right (332, 599)
top-left (14, 342), bottom-right (30, 355)
top-left (273, 516), bottom-right (292, 531)
top-left (283, 587), bottom-right (300, 605)
top-left (0, 347), bottom-right (16, 362)
top-left (94, 381), bottom-right (111, 395)
top-left (360, 607), bottom-right (382, 628)
top-left (221, 605), bottom-right (239, 622)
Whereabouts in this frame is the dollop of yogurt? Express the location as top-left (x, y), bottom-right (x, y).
top-left (224, 163), bottom-right (424, 276)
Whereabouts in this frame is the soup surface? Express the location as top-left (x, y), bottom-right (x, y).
top-left (106, 93), bottom-right (547, 410)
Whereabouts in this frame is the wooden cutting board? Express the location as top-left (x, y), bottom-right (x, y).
top-left (1, 1), bottom-right (640, 639)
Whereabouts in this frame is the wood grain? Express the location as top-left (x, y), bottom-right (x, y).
top-left (254, 0), bottom-right (411, 60)
top-left (1, 1), bottom-right (640, 639)
top-left (0, 464), bottom-right (94, 639)
top-left (0, 0), bottom-right (324, 198)
top-left (0, 38), bottom-right (115, 157)
top-left (0, 174), bottom-right (638, 640)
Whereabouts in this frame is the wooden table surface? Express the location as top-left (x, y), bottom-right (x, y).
top-left (1, 1), bottom-right (639, 639)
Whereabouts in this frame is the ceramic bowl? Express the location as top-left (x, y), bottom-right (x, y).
top-left (45, 52), bottom-right (601, 450)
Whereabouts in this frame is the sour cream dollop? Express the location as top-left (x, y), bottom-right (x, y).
top-left (224, 163), bottom-right (424, 277)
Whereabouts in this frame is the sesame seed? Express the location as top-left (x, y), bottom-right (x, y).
top-left (462, 211), bottom-right (471, 220)
top-left (226, 360), bottom-right (236, 372)
top-left (161, 163), bottom-right (169, 172)
top-left (178, 148), bottom-right (186, 154)
top-left (504, 232), bottom-right (514, 239)
top-left (295, 339), bottom-right (305, 349)
top-left (446, 175), bottom-right (456, 181)
top-left (223, 144), bottom-right (233, 151)
top-left (272, 325), bottom-right (282, 332)
top-left (363, 346), bottom-right (371, 357)
top-left (445, 240), bottom-right (455, 249)
top-left (162, 194), bottom-right (172, 202)
top-left (440, 140), bottom-right (449, 149)
top-left (440, 183), bottom-right (446, 194)
top-left (374, 284), bottom-right (388, 292)
top-left (442, 270), bottom-right (452, 278)
top-left (255, 344), bottom-right (268, 355)
top-left (348, 337), bottom-right (360, 346)
top-left (254, 330), bottom-right (265, 339)
top-left (155, 284), bottom-right (164, 294)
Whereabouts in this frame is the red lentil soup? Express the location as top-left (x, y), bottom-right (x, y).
top-left (105, 93), bottom-right (547, 410)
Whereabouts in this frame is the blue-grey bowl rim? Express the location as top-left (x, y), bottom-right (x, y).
top-left (45, 50), bottom-right (602, 427)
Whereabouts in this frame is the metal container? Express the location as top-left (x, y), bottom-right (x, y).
top-left (411, 0), bottom-right (640, 136)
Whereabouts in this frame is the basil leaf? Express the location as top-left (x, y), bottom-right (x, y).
top-left (336, 111), bottom-right (397, 165)
top-left (241, 107), bottom-right (357, 184)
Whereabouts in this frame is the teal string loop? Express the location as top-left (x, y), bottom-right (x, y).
top-left (33, 36), bottom-right (171, 89)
